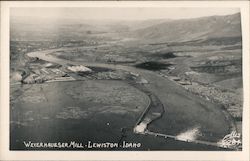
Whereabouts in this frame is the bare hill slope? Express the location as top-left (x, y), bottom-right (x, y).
top-left (133, 13), bottom-right (241, 43)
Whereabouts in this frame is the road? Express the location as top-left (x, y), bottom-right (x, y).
top-left (27, 46), bottom-right (234, 145)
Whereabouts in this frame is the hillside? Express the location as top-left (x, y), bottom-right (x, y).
top-left (133, 13), bottom-right (241, 43)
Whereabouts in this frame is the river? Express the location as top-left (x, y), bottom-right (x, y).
top-left (22, 46), bottom-right (234, 150)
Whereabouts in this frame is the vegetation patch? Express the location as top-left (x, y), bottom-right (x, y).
top-left (154, 52), bottom-right (177, 59)
top-left (88, 66), bottom-right (114, 73)
top-left (135, 61), bottom-right (172, 71)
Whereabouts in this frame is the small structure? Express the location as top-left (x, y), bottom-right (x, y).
top-left (44, 63), bottom-right (55, 68)
top-left (178, 80), bottom-right (192, 85)
top-left (67, 65), bottom-right (92, 73)
top-left (169, 76), bottom-right (181, 81)
top-left (130, 72), bottom-right (139, 77)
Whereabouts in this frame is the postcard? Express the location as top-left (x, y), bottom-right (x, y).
top-left (0, 1), bottom-right (249, 160)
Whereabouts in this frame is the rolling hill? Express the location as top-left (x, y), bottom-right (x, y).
top-left (132, 13), bottom-right (241, 44)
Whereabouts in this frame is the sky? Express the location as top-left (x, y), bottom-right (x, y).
top-left (11, 7), bottom-right (240, 20)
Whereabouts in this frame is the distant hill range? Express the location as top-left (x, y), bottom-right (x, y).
top-left (11, 13), bottom-right (242, 45)
top-left (131, 13), bottom-right (242, 44)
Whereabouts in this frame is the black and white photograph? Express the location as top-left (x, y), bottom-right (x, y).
top-left (1, 1), bottom-right (250, 160)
